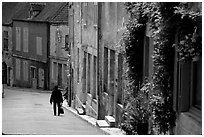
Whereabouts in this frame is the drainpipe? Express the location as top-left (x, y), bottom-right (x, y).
top-left (47, 22), bottom-right (50, 90)
top-left (97, 2), bottom-right (103, 120)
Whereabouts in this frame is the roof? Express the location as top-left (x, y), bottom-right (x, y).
top-left (30, 3), bottom-right (46, 11)
top-left (2, 2), bottom-right (68, 25)
top-left (2, 2), bottom-right (28, 25)
top-left (48, 2), bottom-right (69, 23)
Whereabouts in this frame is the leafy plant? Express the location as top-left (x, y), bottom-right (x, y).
top-left (176, 27), bottom-right (202, 62)
top-left (121, 2), bottom-right (201, 135)
top-left (121, 76), bottom-right (151, 135)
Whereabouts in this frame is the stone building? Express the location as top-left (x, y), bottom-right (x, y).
top-left (68, 2), bottom-right (128, 127)
top-left (3, 2), bottom-right (69, 90)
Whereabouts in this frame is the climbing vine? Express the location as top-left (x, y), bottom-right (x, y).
top-left (121, 2), bottom-right (202, 135)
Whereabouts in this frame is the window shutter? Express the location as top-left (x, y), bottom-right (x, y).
top-left (178, 61), bottom-right (191, 112)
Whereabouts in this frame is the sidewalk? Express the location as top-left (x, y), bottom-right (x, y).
top-left (62, 101), bottom-right (126, 135)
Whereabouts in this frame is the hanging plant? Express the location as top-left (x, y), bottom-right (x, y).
top-left (176, 27), bottom-right (202, 62)
top-left (174, 2), bottom-right (202, 62)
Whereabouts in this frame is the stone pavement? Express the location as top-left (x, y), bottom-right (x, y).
top-left (2, 87), bottom-right (107, 135)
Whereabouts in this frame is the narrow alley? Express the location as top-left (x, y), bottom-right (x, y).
top-left (2, 88), bottom-right (107, 135)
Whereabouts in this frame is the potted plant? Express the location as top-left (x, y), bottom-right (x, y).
top-left (136, 81), bottom-right (152, 135)
top-left (121, 81), bottom-right (151, 135)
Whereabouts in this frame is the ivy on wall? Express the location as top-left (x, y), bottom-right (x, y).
top-left (121, 2), bottom-right (202, 135)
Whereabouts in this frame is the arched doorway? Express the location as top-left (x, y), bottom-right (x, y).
top-left (2, 62), bottom-right (7, 85)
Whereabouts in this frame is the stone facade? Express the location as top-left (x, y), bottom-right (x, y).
top-left (69, 2), bottom-right (128, 127)
top-left (2, 26), bottom-right (14, 86)
top-left (49, 24), bottom-right (69, 89)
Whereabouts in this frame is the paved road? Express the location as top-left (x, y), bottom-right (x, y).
top-left (2, 88), bottom-right (106, 135)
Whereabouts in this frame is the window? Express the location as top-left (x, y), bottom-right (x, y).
top-left (192, 59), bottom-right (202, 109)
top-left (93, 3), bottom-right (98, 27)
top-left (56, 29), bottom-right (62, 43)
top-left (53, 62), bottom-right (57, 80)
top-left (82, 52), bottom-right (87, 93)
top-left (83, 2), bottom-right (88, 26)
top-left (93, 56), bottom-right (97, 99)
top-left (3, 31), bottom-right (8, 51)
top-left (87, 53), bottom-right (91, 93)
top-left (77, 48), bottom-right (80, 82)
top-left (143, 36), bottom-right (149, 82)
top-left (23, 28), bottom-right (29, 52)
top-left (36, 37), bottom-right (42, 55)
top-left (117, 53), bottom-right (123, 104)
top-left (23, 60), bottom-right (28, 81)
top-left (65, 35), bottom-right (69, 50)
top-left (173, 30), bottom-right (202, 113)
top-left (30, 66), bottom-right (36, 79)
top-left (58, 63), bottom-right (62, 87)
top-left (15, 58), bottom-right (21, 80)
top-left (16, 27), bottom-right (21, 51)
top-left (109, 50), bottom-right (115, 95)
top-left (103, 47), bottom-right (108, 93)
top-left (38, 68), bottom-right (44, 88)
top-left (63, 64), bottom-right (67, 84)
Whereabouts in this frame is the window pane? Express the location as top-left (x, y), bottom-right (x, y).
top-left (109, 50), bottom-right (115, 95)
top-left (23, 61), bottom-right (28, 81)
top-left (16, 27), bottom-right (21, 51)
top-left (53, 62), bottom-right (57, 81)
top-left (3, 39), bottom-right (8, 51)
top-left (23, 28), bottom-right (29, 52)
top-left (117, 53), bottom-right (123, 104)
top-left (83, 52), bottom-right (87, 93)
top-left (36, 37), bottom-right (42, 55)
top-left (3, 31), bottom-right (8, 38)
top-left (87, 53), bottom-right (91, 93)
top-left (193, 59), bottom-right (202, 109)
top-left (104, 47), bottom-right (108, 93)
top-left (93, 56), bottom-right (97, 99)
top-left (77, 48), bottom-right (80, 82)
top-left (15, 58), bottom-right (21, 80)
top-left (65, 35), bottom-right (69, 49)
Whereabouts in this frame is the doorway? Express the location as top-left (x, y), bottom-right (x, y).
top-left (2, 62), bottom-right (7, 85)
top-left (58, 63), bottom-right (62, 87)
top-left (30, 66), bottom-right (37, 89)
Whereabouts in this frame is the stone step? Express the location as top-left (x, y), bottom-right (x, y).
top-left (105, 116), bottom-right (115, 127)
top-left (77, 108), bottom-right (85, 115)
top-left (96, 120), bottom-right (110, 128)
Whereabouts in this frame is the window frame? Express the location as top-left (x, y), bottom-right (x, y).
top-left (3, 31), bottom-right (9, 51)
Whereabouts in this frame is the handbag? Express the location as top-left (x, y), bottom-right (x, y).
top-left (60, 106), bottom-right (64, 114)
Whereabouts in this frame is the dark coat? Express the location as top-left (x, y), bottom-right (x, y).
top-left (50, 89), bottom-right (63, 104)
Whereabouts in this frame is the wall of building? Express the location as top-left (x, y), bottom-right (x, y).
top-left (72, 2), bottom-right (98, 118)
top-left (12, 21), bottom-right (48, 62)
top-left (13, 57), bottom-right (47, 89)
top-left (12, 20), bottom-right (48, 89)
top-left (98, 2), bottom-right (127, 126)
top-left (2, 26), bottom-right (14, 86)
top-left (49, 24), bottom-right (68, 89)
top-left (71, 2), bottom-right (127, 126)
top-left (72, 2), bottom-right (84, 110)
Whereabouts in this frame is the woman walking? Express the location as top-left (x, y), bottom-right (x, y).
top-left (50, 85), bottom-right (63, 116)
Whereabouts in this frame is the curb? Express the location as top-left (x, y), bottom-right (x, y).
top-left (62, 102), bottom-right (110, 135)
